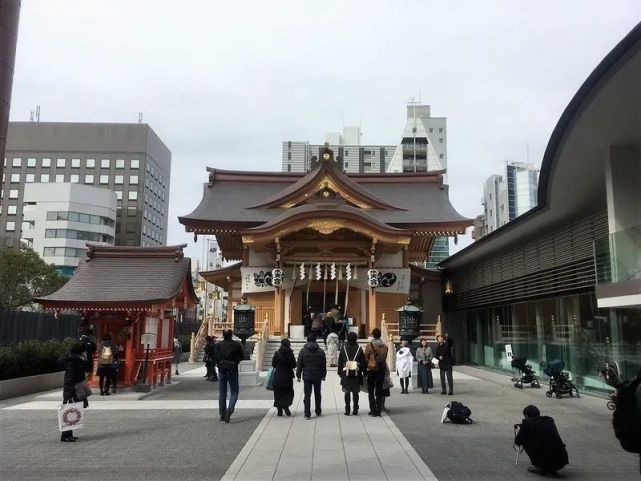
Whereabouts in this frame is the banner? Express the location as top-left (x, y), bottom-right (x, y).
top-left (240, 267), bottom-right (410, 294)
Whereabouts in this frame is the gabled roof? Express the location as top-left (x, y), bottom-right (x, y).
top-left (250, 148), bottom-right (404, 210)
top-left (35, 245), bottom-right (198, 308)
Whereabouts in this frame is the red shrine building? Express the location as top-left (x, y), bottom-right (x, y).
top-left (179, 146), bottom-right (471, 339)
top-left (36, 245), bottom-right (198, 388)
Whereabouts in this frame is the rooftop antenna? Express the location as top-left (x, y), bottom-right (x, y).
top-left (526, 141), bottom-right (530, 165)
top-left (138, 112), bottom-right (143, 124)
top-left (33, 105), bottom-right (40, 122)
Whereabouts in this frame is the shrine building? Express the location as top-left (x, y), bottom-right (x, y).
top-left (36, 245), bottom-right (198, 388)
top-left (179, 146), bottom-right (471, 338)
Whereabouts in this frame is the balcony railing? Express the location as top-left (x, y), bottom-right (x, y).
top-left (594, 224), bottom-right (641, 284)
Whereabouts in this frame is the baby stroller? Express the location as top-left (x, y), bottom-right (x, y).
top-left (598, 362), bottom-right (622, 410)
top-left (511, 356), bottom-right (541, 389)
top-left (543, 359), bottom-right (580, 398)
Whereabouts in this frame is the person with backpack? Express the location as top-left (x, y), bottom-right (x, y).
top-left (435, 334), bottom-right (454, 395)
top-left (271, 338), bottom-right (297, 417)
top-left (514, 405), bottom-right (568, 476)
top-left (296, 334), bottom-right (327, 419)
top-left (337, 331), bottom-right (366, 416)
top-left (97, 334), bottom-right (115, 396)
top-left (214, 330), bottom-right (245, 423)
top-left (364, 328), bottom-right (389, 417)
top-left (172, 337), bottom-right (182, 376)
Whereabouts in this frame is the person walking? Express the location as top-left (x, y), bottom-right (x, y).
top-left (396, 339), bottom-right (413, 394)
top-left (364, 328), bottom-right (389, 417)
top-left (296, 334), bottom-right (327, 419)
top-left (380, 364), bottom-right (393, 414)
top-left (272, 338), bottom-right (297, 416)
top-left (435, 334), bottom-right (454, 395)
top-left (311, 313), bottom-right (324, 339)
top-left (514, 405), bottom-right (569, 475)
top-left (416, 338), bottom-right (434, 394)
top-left (203, 336), bottom-right (218, 382)
top-left (172, 337), bottom-right (182, 376)
top-left (215, 330), bottom-right (245, 423)
top-left (58, 342), bottom-right (92, 442)
top-left (337, 332), bottom-right (366, 415)
top-left (325, 328), bottom-right (340, 367)
top-left (303, 308), bottom-right (314, 338)
top-left (96, 334), bottom-right (115, 396)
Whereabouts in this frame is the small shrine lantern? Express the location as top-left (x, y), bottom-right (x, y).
top-left (233, 296), bottom-right (255, 346)
top-left (397, 300), bottom-right (423, 341)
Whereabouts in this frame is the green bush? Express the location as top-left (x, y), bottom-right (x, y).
top-left (0, 338), bottom-right (74, 381)
top-left (177, 334), bottom-right (191, 353)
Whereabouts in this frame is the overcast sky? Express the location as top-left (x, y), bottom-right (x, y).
top-left (10, 1), bottom-right (641, 264)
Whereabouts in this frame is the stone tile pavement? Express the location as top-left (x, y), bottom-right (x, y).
top-left (0, 362), bottom-right (638, 480)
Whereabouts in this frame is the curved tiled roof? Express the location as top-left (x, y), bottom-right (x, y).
top-left (35, 245), bottom-right (198, 306)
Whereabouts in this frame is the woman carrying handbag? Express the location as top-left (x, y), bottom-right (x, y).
top-left (58, 342), bottom-right (92, 442)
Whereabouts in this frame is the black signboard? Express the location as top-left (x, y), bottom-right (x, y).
top-left (233, 308), bottom-right (255, 340)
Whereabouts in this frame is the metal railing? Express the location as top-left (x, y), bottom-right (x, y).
top-left (254, 315), bottom-right (270, 372)
top-left (594, 224), bottom-right (641, 284)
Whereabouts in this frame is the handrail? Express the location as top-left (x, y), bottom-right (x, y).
top-left (189, 315), bottom-right (210, 362)
top-left (254, 314), bottom-right (270, 371)
top-left (380, 313), bottom-right (395, 371)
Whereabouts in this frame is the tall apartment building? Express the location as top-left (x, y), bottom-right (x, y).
top-left (22, 183), bottom-right (116, 275)
top-left (282, 103), bottom-right (450, 266)
top-left (477, 162), bottom-right (540, 239)
top-left (0, 1), bottom-right (21, 180)
top-left (282, 104), bottom-right (447, 175)
top-left (1, 122), bottom-right (171, 249)
top-left (282, 129), bottom-right (396, 174)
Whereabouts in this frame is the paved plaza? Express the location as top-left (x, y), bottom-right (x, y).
top-left (0, 363), bottom-right (638, 481)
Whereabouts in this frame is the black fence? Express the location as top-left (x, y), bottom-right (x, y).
top-left (0, 310), bottom-right (81, 344)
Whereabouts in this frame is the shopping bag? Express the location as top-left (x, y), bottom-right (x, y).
top-left (265, 367), bottom-right (275, 391)
top-left (58, 402), bottom-right (85, 432)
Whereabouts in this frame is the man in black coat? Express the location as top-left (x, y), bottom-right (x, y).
top-left (515, 405), bottom-right (569, 475)
top-left (214, 330), bottom-right (245, 423)
top-left (435, 334), bottom-right (454, 395)
top-left (296, 334), bottom-right (327, 419)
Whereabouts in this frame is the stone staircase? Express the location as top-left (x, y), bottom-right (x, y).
top-left (253, 337), bottom-right (372, 371)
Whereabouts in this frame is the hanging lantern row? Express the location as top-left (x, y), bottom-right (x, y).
top-left (287, 263), bottom-right (360, 281)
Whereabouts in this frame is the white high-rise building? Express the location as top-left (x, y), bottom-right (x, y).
top-left (21, 183), bottom-right (116, 275)
top-left (478, 162), bottom-right (540, 238)
top-left (282, 103), bottom-right (446, 175)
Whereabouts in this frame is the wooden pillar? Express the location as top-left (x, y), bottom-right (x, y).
top-left (368, 288), bottom-right (377, 333)
top-left (274, 289), bottom-right (284, 336)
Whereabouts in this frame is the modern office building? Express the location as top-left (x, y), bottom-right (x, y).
top-left (282, 103), bottom-right (449, 265)
top-left (1, 122), bottom-right (171, 249)
top-left (479, 162), bottom-right (539, 238)
top-left (22, 183), bottom-right (116, 275)
top-left (441, 22), bottom-right (641, 392)
top-left (0, 1), bottom-right (21, 180)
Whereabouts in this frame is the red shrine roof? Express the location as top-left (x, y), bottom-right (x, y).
top-left (35, 245), bottom-right (198, 309)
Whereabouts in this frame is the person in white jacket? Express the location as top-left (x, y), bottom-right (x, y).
top-left (325, 328), bottom-right (340, 367)
top-left (396, 340), bottom-right (414, 394)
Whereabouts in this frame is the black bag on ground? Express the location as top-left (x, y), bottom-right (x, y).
top-left (612, 376), bottom-right (641, 453)
top-left (447, 401), bottom-right (473, 424)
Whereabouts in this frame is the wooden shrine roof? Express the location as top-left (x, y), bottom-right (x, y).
top-left (35, 245), bottom-right (198, 308)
